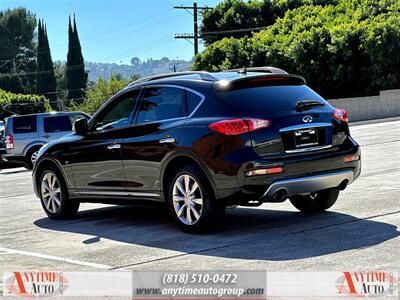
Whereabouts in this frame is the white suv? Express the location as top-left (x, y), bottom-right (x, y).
top-left (2, 112), bottom-right (89, 169)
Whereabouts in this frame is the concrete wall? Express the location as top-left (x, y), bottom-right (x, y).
top-left (327, 89), bottom-right (400, 122)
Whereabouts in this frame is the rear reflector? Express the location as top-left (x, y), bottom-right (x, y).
top-left (333, 108), bottom-right (349, 122)
top-left (344, 155), bottom-right (360, 163)
top-left (245, 167), bottom-right (284, 177)
top-left (209, 118), bottom-right (271, 135)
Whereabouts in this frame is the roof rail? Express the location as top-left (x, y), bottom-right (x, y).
top-left (226, 66), bottom-right (288, 75)
top-left (128, 71), bottom-right (218, 87)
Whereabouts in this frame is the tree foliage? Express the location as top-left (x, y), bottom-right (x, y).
top-left (36, 20), bottom-right (57, 109)
top-left (0, 8), bottom-right (37, 94)
top-left (200, 0), bottom-right (338, 45)
top-left (194, 0), bottom-right (400, 98)
top-left (0, 89), bottom-right (51, 120)
top-left (70, 73), bottom-right (139, 115)
top-left (66, 15), bottom-right (88, 104)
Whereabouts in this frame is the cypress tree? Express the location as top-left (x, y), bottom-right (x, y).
top-left (36, 19), bottom-right (58, 109)
top-left (66, 14), bottom-right (87, 104)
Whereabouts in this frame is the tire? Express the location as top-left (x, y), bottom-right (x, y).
top-left (167, 164), bottom-right (225, 233)
top-left (289, 188), bottom-right (340, 213)
top-left (38, 165), bottom-right (79, 219)
top-left (25, 147), bottom-right (41, 170)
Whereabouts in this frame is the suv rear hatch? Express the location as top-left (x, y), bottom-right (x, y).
top-left (215, 75), bottom-right (350, 158)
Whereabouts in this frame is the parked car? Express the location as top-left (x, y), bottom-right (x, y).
top-left (0, 121), bottom-right (5, 157)
top-left (2, 112), bottom-right (89, 169)
top-left (32, 68), bottom-right (361, 232)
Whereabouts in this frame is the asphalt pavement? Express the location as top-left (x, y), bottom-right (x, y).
top-left (0, 119), bottom-right (399, 282)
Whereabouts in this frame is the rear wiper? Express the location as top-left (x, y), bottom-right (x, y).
top-left (296, 100), bottom-right (325, 111)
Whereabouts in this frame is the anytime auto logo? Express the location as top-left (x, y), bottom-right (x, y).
top-left (4, 271), bottom-right (69, 297)
top-left (336, 272), bottom-right (398, 297)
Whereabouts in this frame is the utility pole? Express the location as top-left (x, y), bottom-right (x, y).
top-left (174, 2), bottom-right (212, 56)
top-left (193, 2), bottom-right (198, 55)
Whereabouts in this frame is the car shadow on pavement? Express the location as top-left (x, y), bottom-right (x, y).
top-left (34, 204), bottom-right (400, 261)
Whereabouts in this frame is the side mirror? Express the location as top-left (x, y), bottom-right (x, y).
top-left (73, 118), bottom-right (88, 135)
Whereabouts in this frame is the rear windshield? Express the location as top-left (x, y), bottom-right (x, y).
top-left (12, 115), bottom-right (37, 134)
top-left (217, 85), bottom-right (327, 113)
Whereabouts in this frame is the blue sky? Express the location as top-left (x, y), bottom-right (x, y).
top-left (1, 0), bottom-right (221, 64)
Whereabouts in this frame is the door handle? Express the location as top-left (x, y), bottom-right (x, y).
top-left (107, 144), bottom-right (121, 150)
top-left (159, 138), bottom-right (175, 144)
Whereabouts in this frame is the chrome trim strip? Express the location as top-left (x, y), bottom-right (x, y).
top-left (285, 144), bottom-right (332, 154)
top-left (77, 191), bottom-right (127, 196)
top-left (75, 191), bottom-right (160, 197)
top-left (128, 192), bottom-right (160, 197)
top-left (261, 170), bottom-right (354, 199)
top-left (279, 122), bottom-right (332, 132)
top-left (280, 122), bottom-right (332, 153)
top-left (133, 117), bottom-right (187, 126)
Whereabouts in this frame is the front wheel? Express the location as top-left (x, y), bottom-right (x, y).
top-left (38, 166), bottom-right (79, 219)
top-left (168, 164), bottom-right (224, 233)
top-left (289, 188), bottom-right (339, 213)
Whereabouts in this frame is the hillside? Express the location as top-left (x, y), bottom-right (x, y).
top-left (85, 57), bottom-right (194, 81)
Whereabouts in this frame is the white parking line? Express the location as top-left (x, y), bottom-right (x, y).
top-left (0, 247), bottom-right (113, 270)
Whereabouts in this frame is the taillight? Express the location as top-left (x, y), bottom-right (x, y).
top-left (333, 108), bottom-right (348, 122)
top-left (5, 134), bottom-right (14, 149)
top-left (208, 118), bottom-right (271, 135)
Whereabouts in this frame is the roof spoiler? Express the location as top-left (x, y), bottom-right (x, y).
top-left (215, 73), bottom-right (306, 91)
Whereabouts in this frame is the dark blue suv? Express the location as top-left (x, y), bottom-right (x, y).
top-left (32, 67), bottom-right (361, 233)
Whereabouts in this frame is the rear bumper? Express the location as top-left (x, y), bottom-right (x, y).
top-left (261, 169), bottom-right (354, 199)
top-left (212, 138), bottom-right (361, 203)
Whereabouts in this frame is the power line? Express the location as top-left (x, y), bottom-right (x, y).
top-left (51, 8), bottom-right (174, 48)
top-left (201, 26), bottom-right (269, 37)
top-left (174, 2), bottom-right (213, 56)
top-left (0, 36), bottom-right (176, 78)
top-left (0, 10), bottom-right (182, 57)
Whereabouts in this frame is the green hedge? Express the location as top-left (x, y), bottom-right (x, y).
top-left (0, 89), bottom-right (51, 120)
top-left (194, 0), bottom-right (400, 99)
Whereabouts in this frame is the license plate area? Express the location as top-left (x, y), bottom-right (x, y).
top-left (294, 128), bottom-right (319, 148)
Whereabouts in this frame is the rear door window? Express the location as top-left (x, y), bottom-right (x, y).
top-left (136, 87), bottom-right (185, 123)
top-left (12, 116), bottom-right (37, 134)
top-left (44, 116), bottom-right (73, 133)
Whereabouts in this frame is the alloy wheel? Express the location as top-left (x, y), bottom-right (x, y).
top-left (41, 172), bottom-right (62, 214)
top-left (172, 174), bottom-right (203, 225)
top-left (31, 151), bottom-right (39, 166)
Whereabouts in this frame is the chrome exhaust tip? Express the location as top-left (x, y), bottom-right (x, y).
top-left (271, 189), bottom-right (288, 202)
top-left (338, 179), bottom-right (349, 191)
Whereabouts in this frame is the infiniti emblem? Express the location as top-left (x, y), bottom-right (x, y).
top-left (302, 115), bottom-right (313, 123)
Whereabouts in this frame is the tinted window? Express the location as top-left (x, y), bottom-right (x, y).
top-left (218, 85), bottom-right (328, 114)
top-left (12, 116), bottom-right (37, 134)
top-left (94, 91), bottom-right (139, 131)
top-left (44, 116), bottom-right (73, 133)
top-left (186, 91), bottom-right (202, 116)
top-left (137, 87), bottom-right (185, 123)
